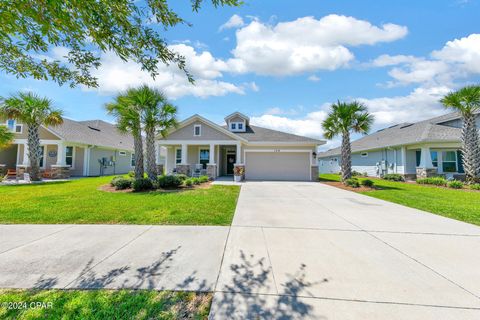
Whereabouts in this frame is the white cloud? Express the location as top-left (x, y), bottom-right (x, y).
top-left (432, 33), bottom-right (480, 74)
top-left (308, 75), bottom-right (321, 82)
top-left (228, 15), bottom-right (407, 76)
top-left (219, 14), bottom-right (245, 31)
top-left (370, 54), bottom-right (418, 67)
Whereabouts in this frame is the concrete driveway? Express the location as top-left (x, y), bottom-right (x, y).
top-left (210, 181), bottom-right (480, 319)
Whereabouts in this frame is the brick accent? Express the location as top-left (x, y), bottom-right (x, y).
top-left (311, 165), bottom-right (319, 181)
top-left (207, 164), bottom-right (217, 180)
top-left (416, 167), bottom-right (438, 179)
top-left (175, 164), bottom-right (190, 176)
top-left (156, 164), bottom-right (164, 175)
top-left (51, 166), bottom-right (71, 179)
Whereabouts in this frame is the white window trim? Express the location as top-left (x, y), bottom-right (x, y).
top-left (441, 150), bottom-right (457, 173)
top-left (198, 148), bottom-right (210, 164)
top-left (65, 146), bottom-right (75, 169)
top-left (193, 124), bottom-right (202, 137)
top-left (119, 151), bottom-right (127, 156)
top-left (360, 152), bottom-right (368, 158)
top-left (4, 119), bottom-right (23, 133)
top-left (230, 121), bottom-right (246, 132)
top-left (175, 147), bottom-right (182, 164)
top-left (130, 153), bottom-right (135, 167)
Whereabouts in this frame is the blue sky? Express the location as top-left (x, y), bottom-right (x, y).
top-left (1, 0), bottom-right (479, 150)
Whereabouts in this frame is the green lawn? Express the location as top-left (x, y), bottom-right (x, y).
top-left (0, 176), bottom-right (240, 225)
top-left (319, 174), bottom-right (480, 226)
top-left (0, 289), bottom-right (211, 320)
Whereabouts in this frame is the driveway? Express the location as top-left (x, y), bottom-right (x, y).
top-left (210, 181), bottom-right (480, 319)
top-left (1, 182), bottom-right (479, 319)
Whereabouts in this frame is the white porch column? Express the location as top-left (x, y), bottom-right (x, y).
top-left (181, 143), bottom-right (188, 165)
top-left (209, 143), bottom-right (215, 164)
top-left (236, 143), bottom-right (241, 164)
top-left (22, 143), bottom-right (29, 165)
top-left (401, 146), bottom-right (407, 174)
top-left (155, 143), bottom-right (160, 165)
top-left (56, 142), bottom-right (65, 165)
top-left (419, 146), bottom-right (434, 168)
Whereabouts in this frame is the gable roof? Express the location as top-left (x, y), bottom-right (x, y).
top-left (225, 111), bottom-right (250, 123)
top-left (47, 118), bottom-right (134, 151)
top-left (318, 112), bottom-right (465, 157)
top-left (222, 125), bottom-right (323, 144)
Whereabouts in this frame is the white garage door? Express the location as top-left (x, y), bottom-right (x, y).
top-left (245, 151), bottom-right (310, 181)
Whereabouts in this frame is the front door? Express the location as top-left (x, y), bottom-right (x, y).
top-left (226, 154), bottom-right (236, 175)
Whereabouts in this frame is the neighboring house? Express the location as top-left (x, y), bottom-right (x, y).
top-left (0, 118), bottom-right (134, 179)
top-left (318, 111), bottom-right (479, 180)
top-left (157, 112), bottom-right (324, 181)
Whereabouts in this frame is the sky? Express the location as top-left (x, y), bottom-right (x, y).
top-left (1, 0), bottom-right (479, 150)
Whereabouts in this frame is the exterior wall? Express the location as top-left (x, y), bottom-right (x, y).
top-left (88, 147), bottom-right (133, 176)
top-left (439, 114), bottom-right (480, 128)
top-left (318, 156), bottom-right (341, 174)
top-left (163, 144), bottom-right (221, 175)
top-left (405, 149), bottom-right (417, 174)
top-left (70, 147), bottom-right (85, 176)
top-left (13, 125), bottom-right (61, 141)
top-left (0, 145), bottom-right (17, 168)
top-left (163, 121), bottom-right (234, 141)
top-left (45, 145), bottom-right (58, 169)
top-left (18, 144), bottom-right (24, 164)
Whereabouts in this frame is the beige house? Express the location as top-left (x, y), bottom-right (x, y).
top-left (0, 118), bottom-right (135, 179)
top-left (157, 112), bottom-right (324, 181)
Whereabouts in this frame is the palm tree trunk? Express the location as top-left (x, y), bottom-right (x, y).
top-left (461, 113), bottom-right (480, 183)
top-left (145, 125), bottom-right (158, 180)
top-left (27, 123), bottom-right (41, 181)
top-left (133, 128), bottom-right (144, 180)
top-left (341, 131), bottom-right (352, 182)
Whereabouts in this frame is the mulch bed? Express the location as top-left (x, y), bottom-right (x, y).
top-left (320, 181), bottom-right (377, 192)
top-left (98, 181), bottom-right (212, 193)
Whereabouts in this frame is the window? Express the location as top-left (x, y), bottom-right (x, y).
top-left (39, 146), bottom-right (45, 168)
top-left (238, 123), bottom-right (243, 130)
top-left (360, 152), bottom-right (368, 157)
top-left (119, 151), bottom-right (127, 156)
top-left (65, 146), bottom-right (74, 167)
top-left (6, 119), bottom-right (22, 133)
top-left (175, 148), bottom-right (182, 164)
top-left (430, 151), bottom-right (438, 167)
top-left (231, 123), bottom-right (236, 130)
top-left (199, 149), bottom-right (209, 169)
top-left (415, 150), bottom-right (421, 167)
top-left (194, 124), bottom-right (201, 136)
top-left (131, 154), bottom-right (135, 167)
top-left (442, 151), bottom-right (457, 172)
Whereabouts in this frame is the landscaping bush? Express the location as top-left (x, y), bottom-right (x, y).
top-left (383, 174), bottom-right (404, 182)
top-left (184, 178), bottom-right (193, 187)
top-left (470, 184), bottom-right (480, 190)
top-left (132, 178), bottom-right (153, 192)
top-left (176, 174), bottom-right (188, 182)
top-left (360, 179), bottom-right (374, 187)
top-left (351, 170), bottom-right (363, 176)
top-left (110, 176), bottom-right (125, 187)
top-left (191, 177), bottom-right (200, 185)
top-left (416, 177), bottom-right (447, 186)
top-left (447, 180), bottom-right (464, 189)
top-left (128, 171), bottom-right (135, 178)
top-left (157, 175), bottom-right (182, 189)
top-left (345, 178), bottom-right (360, 188)
top-left (199, 175), bottom-right (209, 183)
top-left (114, 178), bottom-right (132, 190)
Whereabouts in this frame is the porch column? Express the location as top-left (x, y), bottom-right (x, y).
top-left (181, 143), bottom-right (188, 165)
top-left (236, 143), bottom-right (241, 164)
top-left (155, 143), bottom-right (160, 165)
top-left (56, 142), bottom-right (65, 165)
top-left (401, 146), bottom-right (407, 174)
top-left (419, 146), bottom-right (434, 168)
top-left (209, 143), bottom-right (215, 164)
top-left (22, 143), bottom-right (29, 165)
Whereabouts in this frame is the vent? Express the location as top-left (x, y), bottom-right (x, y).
top-left (400, 123), bottom-right (414, 129)
top-left (88, 126), bottom-right (101, 132)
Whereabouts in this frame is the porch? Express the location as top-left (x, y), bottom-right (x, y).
top-left (158, 141), bottom-right (243, 180)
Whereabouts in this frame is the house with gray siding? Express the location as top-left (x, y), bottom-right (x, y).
top-left (317, 111), bottom-right (478, 180)
top-left (0, 118), bottom-right (134, 179)
top-left (157, 112), bottom-right (324, 181)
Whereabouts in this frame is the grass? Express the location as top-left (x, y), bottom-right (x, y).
top-left (0, 289), bottom-right (211, 319)
top-left (0, 176), bottom-right (240, 225)
top-left (319, 174), bottom-right (480, 226)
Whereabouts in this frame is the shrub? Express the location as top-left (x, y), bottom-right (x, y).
top-left (114, 178), bottom-right (132, 190)
top-left (383, 174), bottom-right (404, 182)
top-left (184, 178), bottom-right (193, 187)
top-left (176, 174), bottom-right (188, 182)
top-left (191, 177), bottom-right (200, 185)
top-left (110, 176), bottom-right (125, 187)
top-left (360, 179), bottom-right (374, 187)
top-left (157, 175), bottom-right (182, 189)
top-left (128, 171), bottom-right (135, 178)
top-left (416, 177), bottom-right (447, 186)
top-left (447, 180), bottom-right (464, 189)
top-left (199, 175), bottom-right (209, 183)
top-left (351, 170), bottom-right (363, 176)
top-left (345, 178), bottom-right (360, 188)
top-left (132, 178), bottom-right (153, 192)
top-left (470, 184), bottom-right (480, 190)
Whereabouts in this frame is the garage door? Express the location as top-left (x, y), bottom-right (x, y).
top-left (245, 151), bottom-right (310, 181)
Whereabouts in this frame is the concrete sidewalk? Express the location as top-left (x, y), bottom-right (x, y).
top-left (209, 181), bottom-right (480, 319)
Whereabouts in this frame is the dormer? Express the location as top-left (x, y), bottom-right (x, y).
top-left (225, 112), bottom-right (249, 133)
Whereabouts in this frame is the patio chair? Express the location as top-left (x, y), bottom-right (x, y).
top-left (192, 164), bottom-right (203, 177)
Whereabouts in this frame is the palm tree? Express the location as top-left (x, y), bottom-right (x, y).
top-left (322, 101), bottom-right (374, 183)
top-left (441, 85), bottom-right (480, 183)
top-left (133, 86), bottom-right (177, 180)
top-left (1, 92), bottom-right (63, 180)
top-left (0, 125), bottom-right (14, 149)
top-left (106, 92), bottom-right (144, 180)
